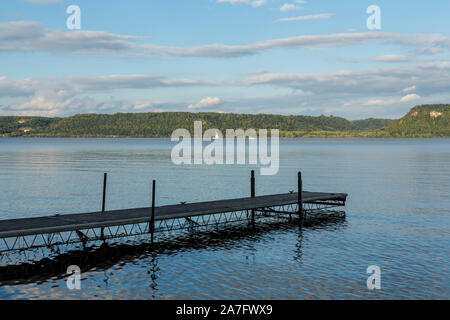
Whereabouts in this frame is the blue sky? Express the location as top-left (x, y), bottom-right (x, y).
top-left (1, 0), bottom-right (449, 119)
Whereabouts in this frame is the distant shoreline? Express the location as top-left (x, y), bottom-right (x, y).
top-left (1, 104), bottom-right (448, 138)
top-left (1, 136), bottom-right (449, 139)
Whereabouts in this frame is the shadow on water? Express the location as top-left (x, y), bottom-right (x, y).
top-left (0, 212), bottom-right (346, 285)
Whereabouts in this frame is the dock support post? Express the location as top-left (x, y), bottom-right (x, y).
top-left (251, 170), bottom-right (255, 223)
top-left (150, 180), bottom-right (156, 243)
top-left (102, 173), bottom-right (107, 212)
top-left (298, 172), bottom-right (303, 227)
top-left (101, 172), bottom-right (107, 240)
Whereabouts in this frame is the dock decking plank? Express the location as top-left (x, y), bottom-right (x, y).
top-left (0, 191), bottom-right (347, 238)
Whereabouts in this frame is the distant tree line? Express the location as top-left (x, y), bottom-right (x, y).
top-left (0, 104), bottom-right (448, 138)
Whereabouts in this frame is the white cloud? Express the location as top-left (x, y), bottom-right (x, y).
top-left (144, 32), bottom-right (411, 58)
top-left (0, 76), bottom-right (34, 97)
top-left (1, 21), bottom-right (448, 58)
top-left (0, 21), bottom-right (137, 55)
top-left (362, 98), bottom-right (394, 106)
top-left (280, 3), bottom-right (300, 12)
top-left (3, 94), bottom-right (188, 117)
top-left (243, 62), bottom-right (448, 115)
top-left (370, 54), bottom-right (410, 63)
top-left (276, 13), bottom-right (334, 23)
top-left (0, 63), bottom-right (446, 118)
top-left (400, 94), bottom-right (421, 103)
top-left (188, 97), bottom-right (221, 109)
top-left (401, 85), bottom-right (417, 93)
top-left (68, 74), bottom-right (213, 91)
top-left (0, 74), bottom-right (214, 100)
top-left (244, 62), bottom-right (450, 97)
top-left (397, 34), bottom-right (450, 55)
top-left (362, 94), bottom-right (421, 106)
top-left (251, 0), bottom-right (266, 7)
top-left (0, 74), bottom-right (217, 116)
top-left (133, 101), bottom-right (168, 110)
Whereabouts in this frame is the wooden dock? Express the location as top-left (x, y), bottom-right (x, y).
top-left (0, 191), bottom-right (346, 239)
top-left (0, 171), bottom-right (347, 254)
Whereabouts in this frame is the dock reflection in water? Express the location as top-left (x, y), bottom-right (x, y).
top-left (0, 212), bottom-right (346, 291)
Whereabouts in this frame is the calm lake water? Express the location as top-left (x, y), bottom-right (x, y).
top-left (0, 138), bottom-right (448, 300)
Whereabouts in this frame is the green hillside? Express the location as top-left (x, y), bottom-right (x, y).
top-left (0, 117), bottom-right (60, 137)
top-left (374, 104), bottom-right (450, 137)
top-left (0, 112), bottom-right (387, 138)
top-left (0, 105), bottom-right (448, 138)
